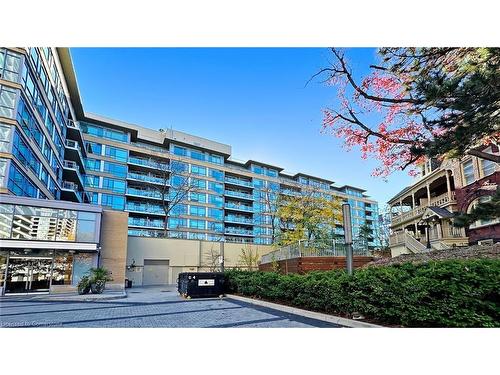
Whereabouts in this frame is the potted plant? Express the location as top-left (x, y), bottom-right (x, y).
top-left (89, 267), bottom-right (113, 294)
top-left (77, 275), bottom-right (91, 295)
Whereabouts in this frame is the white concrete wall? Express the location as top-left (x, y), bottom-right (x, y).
top-left (126, 237), bottom-right (274, 285)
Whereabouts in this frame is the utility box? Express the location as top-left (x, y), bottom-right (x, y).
top-left (177, 272), bottom-right (225, 299)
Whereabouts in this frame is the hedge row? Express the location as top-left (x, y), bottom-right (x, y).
top-left (225, 259), bottom-right (500, 327)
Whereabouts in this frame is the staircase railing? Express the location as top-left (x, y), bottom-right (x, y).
top-left (404, 232), bottom-right (427, 254)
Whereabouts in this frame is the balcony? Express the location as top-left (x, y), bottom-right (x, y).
top-left (224, 227), bottom-right (254, 236)
top-left (126, 187), bottom-right (165, 200)
top-left (224, 190), bottom-right (254, 200)
top-left (225, 236), bottom-right (254, 244)
top-left (62, 160), bottom-right (84, 186)
top-left (127, 172), bottom-right (166, 185)
top-left (128, 217), bottom-right (165, 229)
top-left (224, 215), bottom-right (254, 225)
top-left (224, 202), bottom-right (253, 212)
top-left (130, 142), bottom-right (169, 154)
top-left (64, 139), bottom-right (86, 169)
top-left (125, 202), bottom-right (165, 215)
top-left (128, 156), bottom-right (170, 171)
top-left (391, 191), bottom-right (456, 226)
top-left (224, 176), bottom-right (252, 188)
top-left (60, 180), bottom-right (83, 203)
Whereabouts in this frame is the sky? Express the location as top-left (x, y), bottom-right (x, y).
top-left (70, 48), bottom-right (415, 207)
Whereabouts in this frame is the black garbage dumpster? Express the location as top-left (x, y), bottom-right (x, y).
top-left (178, 272), bottom-right (225, 298)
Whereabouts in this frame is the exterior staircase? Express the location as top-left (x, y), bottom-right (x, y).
top-left (404, 233), bottom-right (427, 254)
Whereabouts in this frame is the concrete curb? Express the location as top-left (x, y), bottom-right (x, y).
top-left (1, 291), bottom-right (128, 302)
top-left (226, 294), bottom-right (383, 328)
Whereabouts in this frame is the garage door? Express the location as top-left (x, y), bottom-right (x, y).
top-left (143, 259), bottom-right (169, 286)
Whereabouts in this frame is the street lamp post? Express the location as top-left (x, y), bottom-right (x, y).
top-left (342, 204), bottom-right (353, 275)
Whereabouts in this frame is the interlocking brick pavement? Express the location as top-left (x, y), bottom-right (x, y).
top-left (0, 286), bottom-right (340, 328)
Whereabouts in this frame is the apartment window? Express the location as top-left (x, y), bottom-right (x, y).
top-left (208, 222), bottom-right (223, 233)
top-left (252, 165), bottom-right (263, 175)
top-left (266, 169), bottom-right (278, 178)
top-left (209, 168), bottom-right (224, 181)
top-left (463, 160), bottom-right (475, 185)
top-left (0, 123), bottom-right (12, 152)
top-left (8, 164), bottom-right (38, 198)
top-left (171, 175), bottom-right (188, 188)
top-left (208, 208), bottom-right (223, 220)
top-left (105, 145), bottom-right (128, 162)
top-left (102, 177), bottom-right (126, 194)
top-left (190, 150), bottom-right (205, 161)
top-left (171, 204), bottom-right (187, 216)
top-left (253, 178), bottom-right (264, 188)
top-left (103, 161), bottom-right (127, 178)
top-left (190, 178), bottom-right (206, 190)
top-left (209, 154), bottom-right (223, 165)
top-left (189, 205), bottom-right (206, 217)
top-left (85, 158), bottom-right (101, 172)
top-left (80, 122), bottom-right (128, 143)
top-left (84, 175), bottom-right (100, 188)
top-left (88, 192), bottom-right (99, 204)
top-left (173, 146), bottom-right (187, 156)
top-left (468, 196), bottom-right (497, 228)
top-left (190, 164), bottom-right (206, 177)
top-left (101, 193), bottom-right (125, 210)
top-left (481, 159), bottom-right (496, 177)
top-left (12, 131), bottom-right (41, 176)
top-left (0, 85), bottom-right (17, 118)
top-left (0, 158), bottom-right (7, 187)
top-left (189, 219), bottom-right (206, 230)
top-left (171, 160), bottom-right (188, 173)
top-left (169, 218), bottom-right (187, 229)
top-left (0, 49), bottom-right (22, 83)
top-left (85, 141), bottom-right (102, 155)
top-left (208, 194), bottom-right (223, 207)
top-left (189, 192), bottom-right (207, 203)
top-left (208, 181), bottom-right (223, 194)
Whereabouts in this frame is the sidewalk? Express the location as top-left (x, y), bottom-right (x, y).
top-left (0, 290), bottom-right (127, 302)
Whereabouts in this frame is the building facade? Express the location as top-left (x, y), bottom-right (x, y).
top-left (388, 149), bottom-right (499, 257)
top-left (0, 47), bottom-right (381, 250)
top-left (0, 194), bottom-right (128, 295)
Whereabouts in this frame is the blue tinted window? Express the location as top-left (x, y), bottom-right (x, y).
top-left (102, 177), bottom-right (126, 193)
top-left (101, 193), bottom-right (125, 210)
top-left (103, 161), bottom-right (127, 178)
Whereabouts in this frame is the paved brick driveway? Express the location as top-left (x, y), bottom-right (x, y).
top-left (0, 286), bottom-right (340, 328)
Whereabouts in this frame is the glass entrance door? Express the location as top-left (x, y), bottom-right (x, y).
top-left (5, 257), bottom-right (52, 294)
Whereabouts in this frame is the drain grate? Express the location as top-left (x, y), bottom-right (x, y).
top-left (161, 290), bottom-right (171, 293)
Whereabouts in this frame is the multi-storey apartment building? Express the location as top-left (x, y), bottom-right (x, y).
top-left (388, 149), bottom-right (499, 257)
top-left (0, 47), bottom-right (381, 250)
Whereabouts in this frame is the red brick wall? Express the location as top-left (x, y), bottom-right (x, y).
top-left (454, 171), bottom-right (499, 244)
top-left (258, 256), bottom-right (374, 274)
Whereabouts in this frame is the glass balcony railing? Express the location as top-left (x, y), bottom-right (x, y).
top-left (224, 215), bottom-right (254, 224)
top-left (225, 236), bottom-right (254, 244)
top-left (224, 176), bottom-right (252, 187)
top-left (127, 172), bottom-right (166, 185)
top-left (63, 160), bottom-right (84, 183)
top-left (128, 218), bottom-right (165, 228)
top-left (224, 203), bottom-right (253, 212)
top-left (125, 202), bottom-right (165, 215)
top-left (126, 187), bottom-right (164, 200)
top-left (128, 156), bottom-right (170, 170)
top-left (224, 190), bottom-right (254, 200)
top-left (224, 227), bottom-right (254, 236)
top-left (130, 142), bottom-right (168, 154)
top-left (61, 180), bottom-right (83, 202)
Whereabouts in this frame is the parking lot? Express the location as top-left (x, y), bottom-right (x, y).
top-left (0, 286), bottom-right (340, 328)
